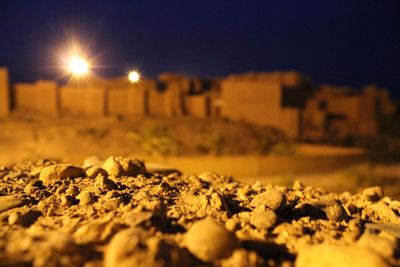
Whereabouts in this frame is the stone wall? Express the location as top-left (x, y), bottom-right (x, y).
top-left (60, 87), bottom-right (106, 116)
top-left (282, 108), bottom-right (301, 139)
top-left (0, 68), bottom-right (10, 119)
top-left (107, 87), bottom-right (147, 116)
top-left (148, 88), bottom-right (167, 116)
top-left (221, 79), bottom-right (283, 128)
top-left (186, 95), bottom-right (210, 118)
top-left (14, 80), bottom-right (59, 115)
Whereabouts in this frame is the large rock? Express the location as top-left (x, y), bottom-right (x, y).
top-left (39, 164), bottom-right (84, 185)
top-left (296, 244), bottom-right (390, 267)
top-left (184, 218), bottom-right (239, 263)
top-left (102, 156), bottom-right (146, 177)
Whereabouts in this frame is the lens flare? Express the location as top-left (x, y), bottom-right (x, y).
top-left (67, 56), bottom-right (89, 75)
top-left (128, 70), bottom-right (140, 83)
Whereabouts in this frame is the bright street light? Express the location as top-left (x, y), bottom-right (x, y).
top-left (67, 56), bottom-right (89, 76)
top-left (128, 70), bottom-right (140, 83)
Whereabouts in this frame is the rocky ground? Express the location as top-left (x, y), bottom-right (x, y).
top-left (1, 156), bottom-right (400, 267)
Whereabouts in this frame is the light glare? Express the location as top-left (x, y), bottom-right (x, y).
top-left (68, 56), bottom-right (89, 75)
top-left (128, 71), bottom-right (140, 83)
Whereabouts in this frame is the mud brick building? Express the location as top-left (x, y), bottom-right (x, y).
top-left (0, 67), bottom-right (397, 141)
top-left (220, 72), bottom-right (313, 138)
top-left (0, 68), bottom-right (10, 119)
top-left (14, 80), bottom-right (59, 115)
top-left (302, 85), bottom-right (397, 141)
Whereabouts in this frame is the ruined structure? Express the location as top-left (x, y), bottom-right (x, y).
top-left (0, 67), bottom-right (396, 141)
top-left (302, 85), bottom-right (397, 141)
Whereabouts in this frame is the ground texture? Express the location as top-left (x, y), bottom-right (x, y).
top-left (1, 156), bottom-right (400, 266)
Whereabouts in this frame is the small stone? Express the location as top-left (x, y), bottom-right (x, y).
top-left (39, 164), bottom-right (84, 185)
top-left (293, 180), bottom-right (304, 190)
top-left (362, 186), bottom-right (384, 202)
top-left (220, 249), bottom-right (264, 267)
top-left (30, 166), bottom-right (43, 178)
top-left (364, 202), bottom-right (400, 223)
top-left (94, 176), bottom-right (118, 191)
top-left (250, 189), bottom-right (285, 212)
top-left (226, 218), bottom-right (240, 232)
top-left (61, 195), bottom-right (76, 206)
top-left (65, 185), bottom-right (80, 196)
top-left (102, 156), bottom-right (146, 177)
top-left (8, 209), bottom-right (42, 227)
top-left (83, 156), bottom-right (103, 168)
top-left (77, 191), bottom-right (95, 205)
top-left (296, 244), bottom-right (390, 267)
top-left (295, 200), bottom-right (347, 221)
top-left (0, 195), bottom-right (30, 213)
top-left (24, 180), bottom-right (44, 194)
top-left (250, 209), bottom-right (277, 229)
top-left (184, 218), bottom-right (239, 262)
top-left (85, 166), bottom-right (108, 179)
top-left (8, 211), bottom-right (20, 225)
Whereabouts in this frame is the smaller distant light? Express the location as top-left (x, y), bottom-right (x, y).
top-left (68, 56), bottom-right (89, 75)
top-left (128, 71), bottom-right (140, 83)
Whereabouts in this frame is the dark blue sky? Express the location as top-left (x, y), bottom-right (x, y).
top-left (0, 1), bottom-right (399, 96)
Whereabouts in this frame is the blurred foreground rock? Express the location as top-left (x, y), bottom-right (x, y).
top-left (0, 156), bottom-right (400, 266)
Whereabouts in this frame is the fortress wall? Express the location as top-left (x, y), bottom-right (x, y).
top-left (60, 87), bottom-right (106, 116)
top-left (281, 108), bottom-right (301, 139)
top-left (107, 87), bottom-right (147, 116)
top-left (14, 80), bottom-right (59, 115)
top-left (221, 79), bottom-right (283, 128)
top-left (186, 95), bottom-right (209, 118)
top-left (0, 68), bottom-right (10, 118)
top-left (148, 89), bottom-right (167, 116)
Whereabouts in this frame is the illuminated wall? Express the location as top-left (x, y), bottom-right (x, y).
top-left (0, 68), bottom-right (10, 118)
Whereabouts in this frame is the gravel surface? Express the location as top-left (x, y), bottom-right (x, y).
top-left (1, 156), bottom-right (400, 266)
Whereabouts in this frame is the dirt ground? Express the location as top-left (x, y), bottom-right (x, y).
top-left (1, 115), bottom-right (400, 266)
top-left (1, 113), bottom-right (400, 199)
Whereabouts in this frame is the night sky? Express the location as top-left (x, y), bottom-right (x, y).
top-left (0, 1), bottom-right (399, 96)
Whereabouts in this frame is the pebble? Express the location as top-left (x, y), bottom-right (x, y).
top-left (94, 175), bottom-right (118, 191)
top-left (83, 156), bottom-right (103, 168)
top-left (295, 200), bottom-right (347, 221)
top-left (39, 164), bottom-right (84, 185)
top-left (364, 201), bottom-right (400, 223)
top-left (220, 249), bottom-right (264, 267)
top-left (77, 191), bottom-right (95, 205)
top-left (0, 195), bottom-right (30, 213)
top-left (184, 218), bottom-right (239, 262)
top-left (296, 244), bottom-right (390, 267)
top-left (61, 195), bottom-right (76, 206)
top-left (102, 156), bottom-right (146, 177)
top-left (250, 209), bottom-right (277, 229)
top-left (250, 188), bottom-right (285, 212)
top-left (362, 186), bottom-right (384, 202)
top-left (85, 166), bottom-right (108, 179)
top-left (8, 209), bottom-right (42, 227)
